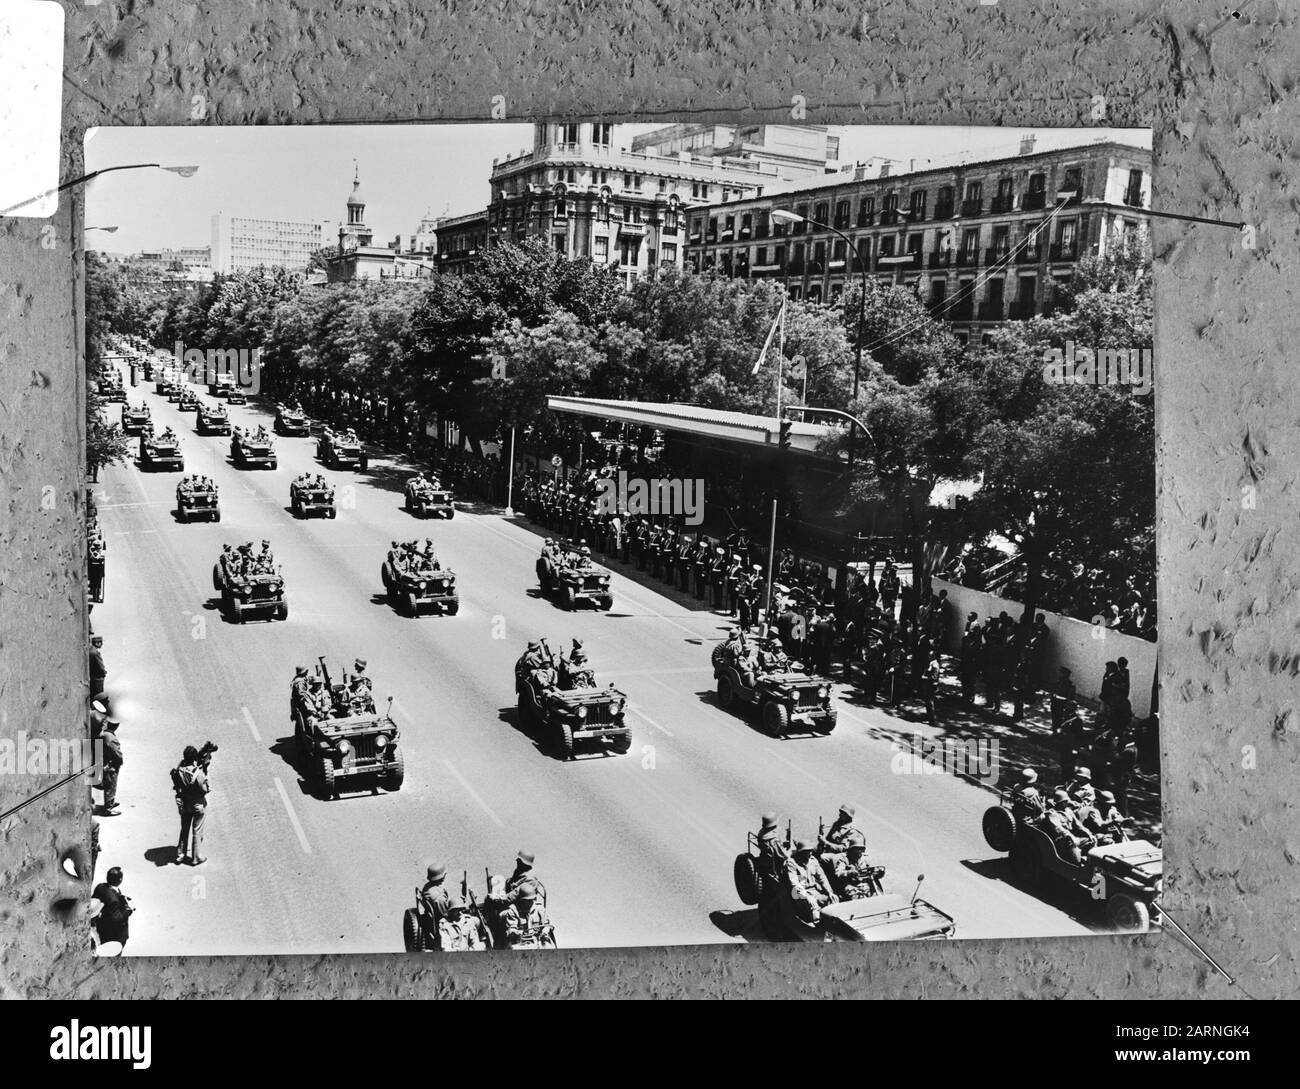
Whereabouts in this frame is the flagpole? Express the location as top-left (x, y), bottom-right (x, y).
top-left (775, 296), bottom-right (786, 421)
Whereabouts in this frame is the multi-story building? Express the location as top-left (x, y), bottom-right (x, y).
top-left (210, 211), bottom-right (333, 274)
top-left (630, 123), bottom-right (840, 182)
top-left (683, 137), bottom-right (1151, 344)
top-left (436, 122), bottom-right (785, 288)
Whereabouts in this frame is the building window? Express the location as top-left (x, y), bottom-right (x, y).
top-left (1062, 167), bottom-right (1082, 201)
top-left (789, 286), bottom-right (802, 300)
top-left (756, 246), bottom-right (768, 266)
top-left (619, 238), bottom-right (639, 267)
top-left (906, 234), bottom-right (922, 256)
top-left (562, 123), bottom-right (580, 146)
top-left (707, 217), bottom-right (718, 243)
top-left (774, 244), bottom-right (785, 266)
top-left (554, 234), bottom-right (566, 255)
top-left (1124, 168), bottom-right (1144, 206)
top-left (594, 236), bottom-right (609, 261)
top-left (879, 235), bottom-right (896, 257)
top-left (961, 227), bottom-right (979, 257)
top-left (909, 190), bottom-right (927, 220)
top-left (794, 204), bottom-right (809, 233)
top-left (835, 200), bottom-right (850, 228)
top-left (740, 212), bottom-right (752, 237)
top-left (723, 214), bottom-right (735, 238)
top-left (662, 242), bottom-right (677, 264)
top-left (832, 239), bottom-right (846, 262)
top-left (592, 123), bottom-right (612, 146)
top-left (930, 279), bottom-right (947, 306)
top-left (814, 202), bottom-right (829, 225)
top-left (812, 241), bottom-right (826, 269)
top-left (857, 197), bottom-right (874, 227)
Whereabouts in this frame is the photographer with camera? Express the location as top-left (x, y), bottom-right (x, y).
top-left (171, 743), bottom-right (215, 866)
top-left (90, 866), bottom-right (134, 953)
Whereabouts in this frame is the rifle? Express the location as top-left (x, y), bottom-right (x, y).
top-left (317, 655), bottom-right (333, 691)
top-left (817, 815), bottom-right (826, 854)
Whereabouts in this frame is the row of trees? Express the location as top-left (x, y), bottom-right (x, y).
top-left (86, 234), bottom-right (1153, 618)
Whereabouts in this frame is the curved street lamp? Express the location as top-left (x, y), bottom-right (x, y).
top-left (1, 163), bottom-right (199, 218)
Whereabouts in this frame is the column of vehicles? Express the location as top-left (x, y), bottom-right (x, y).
top-left (289, 472), bottom-right (337, 518)
top-left (981, 766), bottom-right (1162, 932)
top-left (404, 472), bottom-right (456, 518)
top-left (139, 426), bottom-right (184, 472)
top-left (514, 637), bottom-right (631, 759)
top-left (535, 537), bottom-right (613, 611)
top-left (289, 657), bottom-right (403, 799)
top-left (732, 809), bottom-right (956, 943)
top-left (230, 424), bottom-right (278, 470)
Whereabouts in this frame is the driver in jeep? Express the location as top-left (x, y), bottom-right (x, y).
top-left (757, 636), bottom-right (790, 676)
top-left (558, 647), bottom-right (596, 690)
top-left (785, 839), bottom-right (838, 924)
top-left (832, 834), bottom-right (885, 900)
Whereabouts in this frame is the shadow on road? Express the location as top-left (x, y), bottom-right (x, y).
top-left (144, 845), bottom-right (183, 868)
top-left (958, 856), bottom-right (1104, 933)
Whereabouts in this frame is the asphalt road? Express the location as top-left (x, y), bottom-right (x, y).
top-left (92, 365), bottom-right (1097, 954)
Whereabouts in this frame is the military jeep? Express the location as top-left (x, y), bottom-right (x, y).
top-left (538, 555), bottom-right (613, 611)
top-left (713, 640), bottom-right (837, 736)
top-left (121, 403), bottom-right (151, 435)
top-left (290, 478), bottom-right (336, 518)
top-left (981, 791), bottom-right (1161, 932)
top-left (178, 387), bottom-right (200, 412)
top-left (514, 651), bottom-right (631, 759)
top-left (404, 478), bottom-right (456, 519)
top-left (381, 553), bottom-right (459, 616)
top-left (196, 400), bottom-right (230, 435)
top-left (275, 403), bottom-right (310, 436)
top-left (230, 428), bottom-right (278, 470)
top-left (291, 664), bottom-right (403, 799)
top-left (211, 553), bottom-right (287, 622)
top-left (99, 373), bottom-right (126, 402)
top-left (177, 482), bottom-right (220, 523)
top-left (139, 431), bottom-right (184, 472)
top-left (317, 427), bottom-right (363, 469)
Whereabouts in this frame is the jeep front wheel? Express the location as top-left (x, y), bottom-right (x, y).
top-left (1105, 892), bottom-right (1151, 933)
top-left (318, 758), bottom-right (336, 799)
top-left (402, 908), bottom-right (422, 953)
top-left (556, 722), bottom-right (574, 761)
top-left (384, 753), bottom-right (405, 790)
top-left (762, 700), bottom-right (789, 737)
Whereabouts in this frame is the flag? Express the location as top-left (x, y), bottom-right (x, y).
top-left (751, 298), bottom-right (785, 376)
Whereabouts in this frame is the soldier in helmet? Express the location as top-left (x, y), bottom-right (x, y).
top-left (502, 881), bottom-right (553, 948)
top-left (351, 658), bottom-right (373, 692)
top-left (832, 834), bottom-right (884, 900)
top-left (757, 636), bottom-right (789, 676)
top-left (505, 850), bottom-right (546, 907)
top-left (817, 803), bottom-right (861, 860)
top-left (420, 863), bottom-right (451, 933)
top-left (437, 896), bottom-right (484, 951)
top-left (290, 664), bottom-right (311, 721)
top-left (785, 839), bottom-right (838, 923)
top-left (1010, 767), bottom-right (1046, 824)
top-left (1043, 790), bottom-right (1095, 865)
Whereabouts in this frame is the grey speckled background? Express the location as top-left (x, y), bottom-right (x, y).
top-left (2, 0), bottom-right (1297, 1000)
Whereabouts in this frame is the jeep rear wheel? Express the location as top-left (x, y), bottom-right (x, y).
top-left (212, 564), bottom-right (222, 591)
top-left (402, 907), bottom-right (422, 953)
top-left (734, 853), bottom-right (763, 905)
top-left (318, 758), bottom-right (336, 799)
top-left (717, 673), bottom-right (736, 708)
top-left (762, 700), bottom-right (790, 737)
top-left (561, 585), bottom-right (575, 611)
top-left (982, 806), bottom-right (1017, 853)
top-left (1105, 892), bottom-right (1151, 933)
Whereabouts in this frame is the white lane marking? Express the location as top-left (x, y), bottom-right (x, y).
top-left (442, 759), bottom-right (505, 827)
top-left (241, 706), bottom-right (262, 743)
top-left (628, 704), bottom-right (673, 738)
top-left (273, 776), bottom-right (312, 854)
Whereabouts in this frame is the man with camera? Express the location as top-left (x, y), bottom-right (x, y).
top-left (172, 743), bottom-right (215, 866)
top-left (90, 866), bottom-right (134, 953)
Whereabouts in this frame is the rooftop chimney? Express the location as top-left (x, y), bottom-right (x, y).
top-left (1019, 134), bottom-right (1037, 156)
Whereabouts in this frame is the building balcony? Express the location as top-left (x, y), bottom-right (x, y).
top-left (1049, 242), bottom-right (1079, 261)
top-left (928, 250), bottom-right (952, 269)
top-left (978, 300), bottom-right (1005, 321)
top-left (990, 196), bottom-right (1015, 214)
top-left (755, 226), bottom-right (769, 240)
top-left (1016, 247), bottom-right (1042, 264)
top-left (1123, 188), bottom-right (1144, 208)
top-left (950, 300), bottom-right (975, 321)
top-left (955, 249), bottom-right (980, 268)
top-left (829, 259), bottom-right (846, 271)
top-left (879, 209), bottom-right (905, 226)
top-left (688, 231), bottom-right (702, 244)
top-left (850, 256), bottom-right (866, 273)
top-left (960, 199), bottom-right (984, 217)
top-left (787, 260), bottom-right (805, 275)
top-left (1008, 299), bottom-right (1037, 320)
top-left (927, 297), bottom-right (949, 315)
top-left (856, 212), bottom-right (875, 227)
top-left (751, 263), bottom-right (783, 275)
top-left (739, 226), bottom-right (751, 239)
top-left (985, 247), bottom-right (1013, 266)
top-left (934, 203), bottom-right (954, 220)
top-left (1023, 191), bottom-right (1047, 211)
top-left (720, 229), bottom-right (734, 240)
top-left (833, 217), bottom-right (851, 230)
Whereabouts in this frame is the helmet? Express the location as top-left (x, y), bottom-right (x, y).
top-left (426, 863), bottom-right (446, 881)
top-left (759, 813), bottom-right (779, 833)
top-left (838, 803), bottom-right (856, 819)
top-left (527, 641), bottom-right (540, 651)
top-left (445, 895), bottom-right (465, 913)
top-left (1052, 790), bottom-right (1071, 806)
top-left (295, 665), bottom-right (308, 678)
top-left (1074, 766), bottom-right (1092, 782)
top-left (845, 833), bottom-right (867, 852)
top-left (768, 637), bottom-right (782, 649)
top-left (515, 881), bottom-right (537, 901)
top-left (354, 658), bottom-right (367, 671)
top-left (581, 546), bottom-right (591, 557)
top-left (1020, 768), bottom-right (1038, 783)
top-left (1097, 790), bottom-right (1116, 804)
top-left (792, 839), bottom-right (813, 854)
top-left (516, 850), bottom-right (535, 867)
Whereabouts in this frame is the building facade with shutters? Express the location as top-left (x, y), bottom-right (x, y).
top-left (682, 138), bottom-right (1152, 344)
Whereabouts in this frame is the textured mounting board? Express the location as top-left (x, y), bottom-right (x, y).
top-left (0, 0), bottom-right (1293, 1000)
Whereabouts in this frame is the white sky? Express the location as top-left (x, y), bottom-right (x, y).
top-left (85, 124), bottom-right (1151, 255)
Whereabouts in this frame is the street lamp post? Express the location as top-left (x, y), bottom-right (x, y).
top-left (1, 163), bottom-right (200, 218)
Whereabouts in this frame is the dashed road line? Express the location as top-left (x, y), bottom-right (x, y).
top-left (442, 759), bottom-right (505, 827)
top-left (241, 706), bottom-right (262, 743)
top-left (273, 776), bottom-right (312, 854)
top-left (628, 704), bottom-right (674, 738)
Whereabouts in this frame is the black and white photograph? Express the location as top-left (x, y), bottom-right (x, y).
top-left (78, 119), bottom-right (1159, 956)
